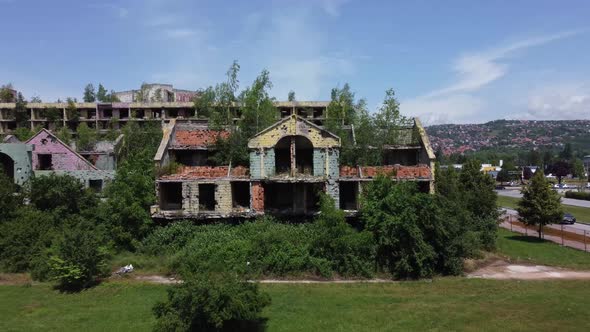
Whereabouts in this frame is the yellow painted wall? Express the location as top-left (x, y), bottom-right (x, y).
top-left (248, 115), bottom-right (340, 149)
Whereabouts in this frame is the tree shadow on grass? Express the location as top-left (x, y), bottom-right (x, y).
top-left (505, 235), bottom-right (548, 244)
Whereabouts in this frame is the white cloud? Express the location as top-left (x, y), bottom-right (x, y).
top-left (510, 82), bottom-right (590, 120)
top-left (402, 94), bottom-right (485, 125)
top-left (403, 30), bottom-right (581, 124)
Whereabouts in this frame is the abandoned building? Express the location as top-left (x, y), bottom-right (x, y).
top-left (114, 83), bottom-right (199, 103)
top-left (0, 98), bottom-right (329, 136)
top-left (151, 114), bottom-right (435, 220)
top-left (0, 129), bottom-right (115, 190)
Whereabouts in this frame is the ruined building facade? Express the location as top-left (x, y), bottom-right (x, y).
top-left (151, 113), bottom-right (435, 220)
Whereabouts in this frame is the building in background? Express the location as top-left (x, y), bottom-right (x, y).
top-left (114, 84), bottom-right (199, 103)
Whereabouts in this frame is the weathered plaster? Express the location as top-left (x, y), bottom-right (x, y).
top-left (0, 143), bottom-right (33, 185)
top-left (248, 115), bottom-right (340, 149)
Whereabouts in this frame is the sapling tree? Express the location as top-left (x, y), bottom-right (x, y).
top-left (517, 170), bottom-right (563, 239)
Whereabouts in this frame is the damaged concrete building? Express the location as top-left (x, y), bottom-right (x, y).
top-left (151, 113), bottom-right (435, 220)
top-left (0, 129), bottom-right (115, 190)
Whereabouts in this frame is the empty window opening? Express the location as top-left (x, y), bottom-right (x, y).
top-left (89, 179), bottom-right (103, 192)
top-left (313, 108), bottom-right (324, 118)
top-left (38, 154), bottom-right (53, 170)
top-left (88, 110), bottom-right (96, 119)
top-left (264, 182), bottom-right (321, 214)
top-left (231, 182), bottom-right (250, 209)
top-left (383, 149), bottom-right (419, 166)
top-left (102, 109), bottom-right (112, 118)
top-left (173, 150), bottom-right (210, 166)
top-left (168, 109), bottom-right (178, 118)
top-left (160, 182), bottom-right (182, 210)
top-left (295, 136), bottom-right (313, 175)
top-left (418, 181), bottom-right (431, 194)
top-left (199, 184), bottom-right (216, 211)
top-left (119, 109), bottom-right (129, 119)
top-left (134, 110), bottom-right (145, 119)
top-left (339, 181), bottom-right (359, 210)
top-left (7, 122), bottom-right (16, 130)
top-left (153, 110), bottom-right (162, 118)
top-left (0, 152), bottom-right (14, 180)
top-left (275, 137), bottom-right (291, 175)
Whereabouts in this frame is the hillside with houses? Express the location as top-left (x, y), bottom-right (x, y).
top-left (427, 120), bottom-right (590, 155)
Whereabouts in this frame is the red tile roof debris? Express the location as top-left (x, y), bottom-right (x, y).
top-left (160, 166), bottom-right (250, 180)
top-left (340, 165), bottom-right (431, 179)
top-left (173, 129), bottom-right (230, 147)
top-left (339, 165), bottom-right (359, 177)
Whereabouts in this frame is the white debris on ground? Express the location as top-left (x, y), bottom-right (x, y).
top-left (468, 260), bottom-right (590, 280)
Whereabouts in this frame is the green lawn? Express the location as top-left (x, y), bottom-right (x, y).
top-left (497, 195), bottom-right (590, 223)
top-left (2, 279), bottom-right (590, 331)
top-left (496, 228), bottom-right (590, 269)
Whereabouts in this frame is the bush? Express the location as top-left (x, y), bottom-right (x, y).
top-left (565, 191), bottom-right (590, 201)
top-left (0, 207), bottom-right (55, 272)
top-left (311, 194), bottom-right (375, 278)
top-left (27, 174), bottom-right (97, 216)
top-left (153, 273), bottom-right (270, 332)
top-left (0, 171), bottom-right (21, 223)
top-left (47, 218), bottom-right (111, 291)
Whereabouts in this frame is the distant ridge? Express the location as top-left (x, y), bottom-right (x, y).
top-left (425, 120), bottom-right (590, 155)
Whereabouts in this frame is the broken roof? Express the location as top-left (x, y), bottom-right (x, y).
top-left (159, 165), bottom-right (249, 180)
top-left (340, 164), bottom-right (432, 180)
top-left (171, 123), bottom-right (230, 149)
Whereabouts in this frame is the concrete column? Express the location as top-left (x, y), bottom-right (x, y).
top-left (290, 136), bottom-right (296, 176)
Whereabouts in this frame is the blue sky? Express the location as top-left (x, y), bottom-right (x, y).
top-left (1, 0), bottom-right (589, 124)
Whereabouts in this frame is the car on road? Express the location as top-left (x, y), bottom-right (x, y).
top-left (561, 213), bottom-right (576, 225)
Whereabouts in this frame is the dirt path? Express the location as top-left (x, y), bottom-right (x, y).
top-left (467, 259), bottom-right (590, 280)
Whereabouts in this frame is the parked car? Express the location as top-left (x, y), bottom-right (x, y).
top-left (561, 213), bottom-right (576, 225)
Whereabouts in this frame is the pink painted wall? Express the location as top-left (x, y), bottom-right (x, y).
top-left (28, 130), bottom-right (96, 171)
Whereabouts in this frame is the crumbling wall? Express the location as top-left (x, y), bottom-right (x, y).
top-left (327, 149), bottom-right (339, 179)
top-left (326, 180), bottom-right (339, 208)
top-left (182, 181), bottom-right (199, 214)
top-left (251, 181), bottom-right (264, 211)
top-left (263, 148), bottom-right (275, 177)
top-left (28, 130), bottom-right (95, 171)
top-left (312, 149), bottom-right (325, 177)
top-left (215, 181), bottom-right (232, 213)
top-left (0, 143), bottom-right (33, 185)
top-left (249, 150), bottom-right (262, 178)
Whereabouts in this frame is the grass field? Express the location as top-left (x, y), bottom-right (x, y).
top-left (2, 279), bottom-right (590, 331)
top-left (497, 195), bottom-right (590, 223)
top-left (496, 228), bottom-right (590, 269)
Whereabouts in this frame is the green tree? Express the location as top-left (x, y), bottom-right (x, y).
top-left (65, 98), bottom-right (78, 122)
top-left (76, 122), bottom-right (97, 151)
top-left (83, 84), bottom-right (96, 102)
top-left (96, 84), bottom-right (108, 102)
top-left (29, 95), bottom-right (42, 103)
top-left (238, 69), bottom-right (276, 139)
top-left (48, 218), bottom-right (110, 291)
top-left (15, 92), bottom-right (28, 128)
top-left (288, 90), bottom-right (296, 102)
top-left (0, 171), bottom-right (21, 222)
top-left (311, 194), bottom-right (375, 277)
top-left (0, 207), bottom-right (54, 272)
top-left (193, 86), bottom-right (216, 119)
top-left (0, 84), bottom-right (15, 102)
top-left (27, 174), bottom-right (97, 216)
top-left (361, 178), bottom-right (436, 278)
top-left (153, 273), bottom-right (270, 331)
top-left (326, 83), bottom-right (355, 126)
top-left (57, 126), bottom-right (72, 145)
top-left (517, 170), bottom-right (563, 239)
top-left (374, 88), bottom-right (410, 146)
top-left (134, 83), bottom-right (150, 103)
top-left (572, 159), bottom-right (586, 179)
top-left (559, 143), bottom-right (573, 160)
top-left (106, 90), bottom-right (120, 102)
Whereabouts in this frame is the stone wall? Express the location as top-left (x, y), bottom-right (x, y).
top-left (215, 181), bottom-right (232, 213)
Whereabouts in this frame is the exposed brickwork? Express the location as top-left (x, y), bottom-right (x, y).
top-left (160, 166), bottom-right (249, 180)
top-left (251, 181), bottom-right (264, 211)
top-left (340, 165), bottom-right (359, 177)
top-left (361, 165), bottom-right (431, 179)
top-left (173, 129), bottom-right (230, 148)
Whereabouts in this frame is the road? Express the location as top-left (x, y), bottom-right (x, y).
top-left (497, 189), bottom-right (590, 208)
top-left (501, 208), bottom-right (590, 233)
